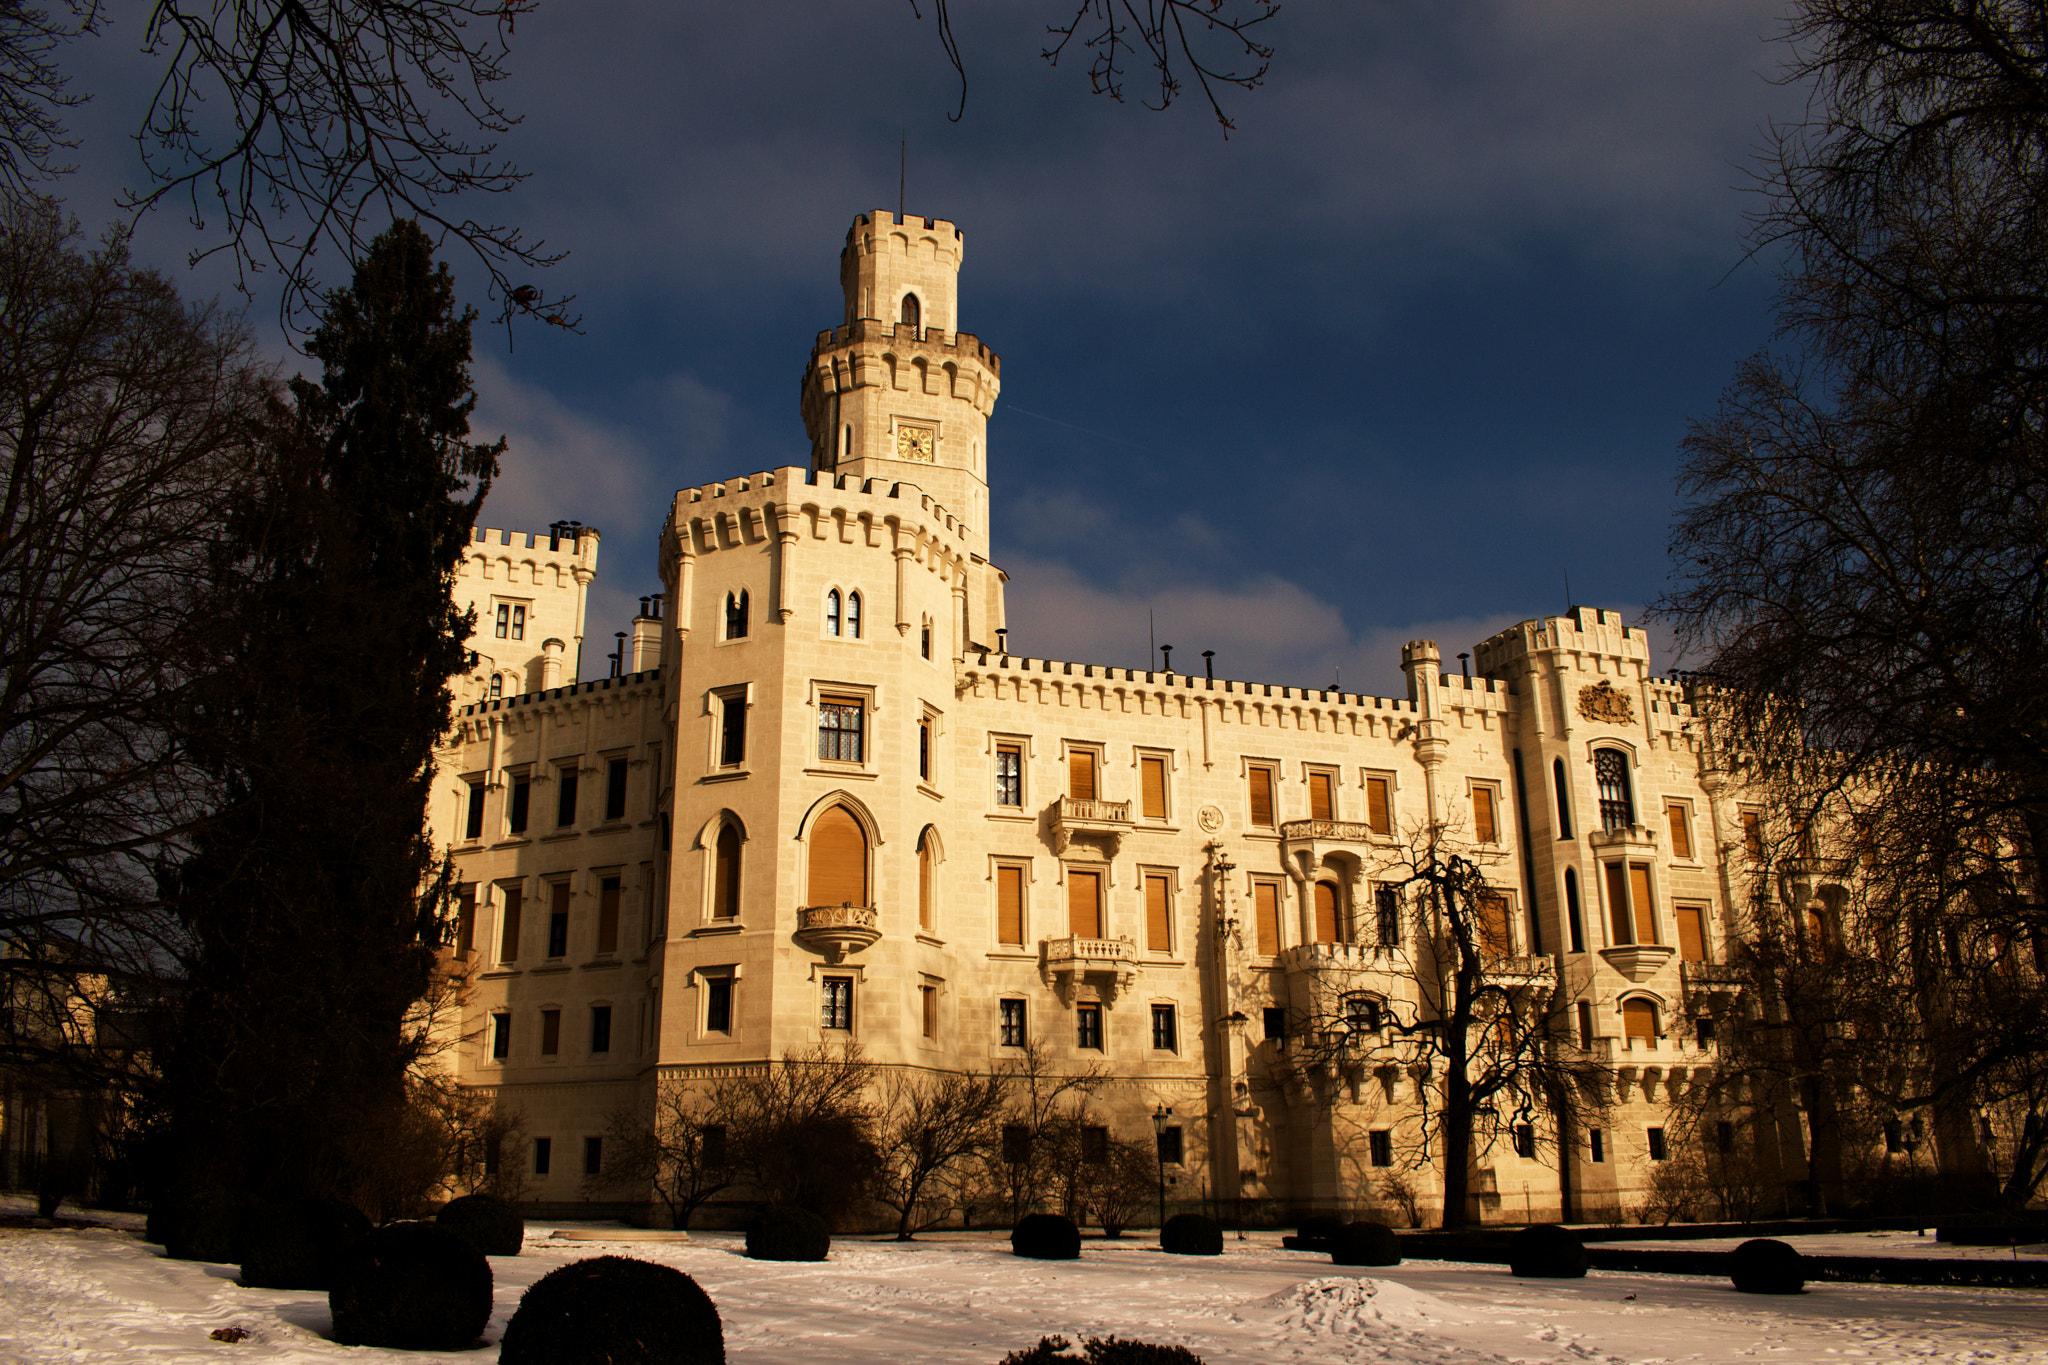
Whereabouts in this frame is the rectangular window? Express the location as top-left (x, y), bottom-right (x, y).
top-left (465, 781), bottom-right (485, 840)
top-left (1478, 891), bottom-right (1513, 955)
top-left (534, 1137), bottom-right (551, 1176)
top-left (508, 773), bottom-right (531, 834)
top-left (999, 998), bottom-right (1026, 1047)
top-left (1590, 1129), bottom-right (1605, 1163)
top-left (1248, 766), bottom-right (1275, 828)
top-left (997, 864), bottom-right (1026, 946)
top-left (605, 756), bottom-right (629, 820)
top-left (498, 885), bottom-right (523, 963)
top-left (547, 881), bottom-right (570, 958)
top-left (995, 744), bottom-right (1023, 806)
top-left (455, 885), bottom-right (476, 955)
top-left (583, 1135), bottom-right (603, 1176)
top-left (1076, 1003), bottom-right (1103, 1050)
top-left (1674, 904), bottom-right (1708, 962)
top-left (1368, 1129), bottom-right (1392, 1167)
top-left (1309, 770), bottom-right (1335, 822)
top-left (1144, 873), bottom-right (1172, 952)
top-left (1473, 785), bottom-right (1499, 844)
top-left (1157, 1126), bottom-right (1184, 1164)
top-left (1263, 1006), bottom-right (1287, 1043)
top-left (1254, 880), bottom-right (1281, 955)
top-left (821, 976), bottom-right (853, 1030)
top-left (590, 1004), bottom-right (612, 1054)
top-left (720, 694), bottom-right (747, 766)
top-left (1514, 1124), bottom-right (1536, 1159)
top-left (918, 718), bottom-right (931, 781)
top-left (920, 982), bottom-right (939, 1039)
top-left (490, 1012), bottom-right (511, 1059)
top-left (1365, 775), bottom-right (1392, 835)
top-left (597, 876), bottom-right (621, 955)
top-left (1742, 810), bottom-right (1764, 862)
top-left (1067, 869), bottom-right (1102, 939)
top-left (540, 1009), bottom-right (561, 1056)
top-left (1068, 749), bottom-right (1097, 801)
top-left (1629, 863), bottom-right (1657, 944)
top-left (495, 603), bottom-right (510, 638)
top-left (1141, 755), bottom-right (1168, 820)
top-left (1151, 1003), bottom-right (1178, 1052)
top-left (921, 622), bottom-right (932, 659)
top-left (1647, 1127), bottom-right (1668, 1162)
top-left (556, 764), bottom-right (579, 826)
top-left (1697, 1016), bottom-right (1716, 1045)
top-left (1667, 802), bottom-right (1693, 858)
top-left (1002, 1124), bottom-right (1031, 1165)
top-left (701, 1124), bottom-right (727, 1167)
top-left (1604, 862), bottom-right (1632, 944)
top-left (1342, 993), bottom-right (1381, 1032)
top-left (1577, 1000), bottom-right (1595, 1049)
top-left (819, 697), bottom-right (864, 762)
top-left (509, 604), bottom-right (525, 640)
top-left (1080, 1125), bottom-right (1109, 1163)
top-left (705, 976), bottom-right (734, 1034)
top-left (1376, 885), bottom-right (1402, 946)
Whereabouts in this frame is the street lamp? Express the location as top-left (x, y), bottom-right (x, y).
top-left (1151, 1104), bottom-right (1174, 1233)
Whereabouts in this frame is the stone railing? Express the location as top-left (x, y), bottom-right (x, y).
top-left (1057, 797), bottom-right (1131, 824)
top-left (795, 904), bottom-right (880, 962)
top-left (1481, 953), bottom-right (1558, 987)
top-left (1279, 819), bottom-right (1378, 843)
top-left (1680, 959), bottom-right (1745, 991)
top-left (1048, 797), bottom-right (1132, 855)
top-left (1041, 934), bottom-right (1138, 1001)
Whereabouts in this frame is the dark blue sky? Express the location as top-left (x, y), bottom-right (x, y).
top-left (58, 1), bottom-right (1805, 695)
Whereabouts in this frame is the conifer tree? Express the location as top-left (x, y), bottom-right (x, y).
top-left (161, 220), bottom-right (501, 1208)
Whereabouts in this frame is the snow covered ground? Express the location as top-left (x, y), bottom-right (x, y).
top-left (3, 1214), bottom-right (2047, 1365)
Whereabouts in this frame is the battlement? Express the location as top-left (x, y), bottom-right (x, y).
top-left (847, 210), bottom-right (962, 245)
top-left (1473, 606), bottom-right (1651, 677)
top-left (961, 652), bottom-right (1417, 717)
top-left (471, 525), bottom-right (599, 554)
top-left (671, 465), bottom-right (972, 544)
top-left (809, 319), bottom-right (1001, 376)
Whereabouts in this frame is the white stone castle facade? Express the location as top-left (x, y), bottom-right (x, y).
top-left (429, 210), bottom-right (1761, 1227)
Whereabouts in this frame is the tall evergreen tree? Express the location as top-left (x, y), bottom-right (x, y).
top-left (161, 220), bottom-right (500, 1207)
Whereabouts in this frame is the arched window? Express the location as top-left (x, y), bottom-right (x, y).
top-left (1553, 757), bottom-right (1572, 838)
top-left (840, 424), bottom-right (851, 460)
top-left (825, 589), bottom-right (841, 636)
top-left (808, 804), bottom-right (868, 908)
top-left (1622, 998), bottom-right (1660, 1044)
top-left (846, 590), bottom-right (862, 639)
top-left (725, 590), bottom-right (748, 640)
top-left (1564, 866), bottom-right (1585, 952)
top-left (1594, 749), bottom-right (1634, 831)
top-left (1312, 881), bottom-right (1340, 943)
top-left (900, 292), bottom-right (921, 329)
top-left (489, 674), bottom-right (503, 699)
top-left (712, 823), bottom-right (742, 920)
top-left (918, 829), bottom-right (937, 931)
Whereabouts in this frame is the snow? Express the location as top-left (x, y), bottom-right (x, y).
top-left (4, 1215), bottom-right (2047, 1365)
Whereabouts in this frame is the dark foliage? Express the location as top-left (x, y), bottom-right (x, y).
top-left (156, 1191), bottom-right (249, 1264)
top-left (1331, 1220), bottom-right (1401, 1268)
top-left (997, 1335), bottom-right (1205, 1365)
top-left (328, 1221), bottom-right (492, 1350)
top-left (744, 1205), bottom-right (830, 1262)
top-left (1011, 1212), bottom-right (1081, 1260)
top-left (498, 1255), bottom-right (725, 1365)
top-left (1159, 1213), bottom-right (1222, 1256)
top-left (1730, 1238), bottom-right (1806, 1295)
top-left (1508, 1223), bottom-right (1587, 1279)
top-left (1294, 1216), bottom-right (1342, 1247)
top-left (239, 1197), bottom-right (371, 1289)
top-left (437, 1193), bottom-right (525, 1257)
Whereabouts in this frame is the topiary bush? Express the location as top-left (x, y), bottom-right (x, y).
top-left (239, 1197), bottom-right (371, 1289)
top-left (328, 1221), bottom-right (493, 1350)
top-left (499, 1255), bottom-right (725, 1365)
top-left (998, 1336), bottom-right (1205, 1364)
top-left (437, 1192), bottom-right (526, 1257)
top-left (1160, 1213), bottom-right (1223, 1256)
top-left (1330, 1220), bottom-right (1402, 1267)
top-left (745, 1205), bottom-right (830, 1262)
top-left (159, 1192), bottom-right (250, 1264)
top-left (1508, 1223), bottom-right (1588, 1279)
top-left (1011, 1213), bottom-right (1081, 1260)
top-left (1730, 1238), bottom-right (1806, 1294)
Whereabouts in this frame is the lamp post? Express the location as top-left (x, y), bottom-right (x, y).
top-left (1151, 1104), bottom-right (1173, 1232)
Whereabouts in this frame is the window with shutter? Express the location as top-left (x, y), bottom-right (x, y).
top-left (1309, 771), bottom-right (1334, 822)
top-left (548, 881), bottom-right (571, 958)
top-left (1674, 904), bottom-right (1707, 961)
top-left (1141, 756), bottom-right (1167, 819)
top-left (713, 824), bottom-right (742, 919)
top-left (1248, 767), bottom-right (1274, 828)
top-left (1477, 891), bottom-right (1512, 955)
top-left (1667, 802), bottom-right (1692, 858)
top-left (1577, 1000), bottom-right (1595, 1048)
top-left (997, 865), bottom-right (1025, 945)
top-left (1622, 998), bottom-right (1659, 1043)
top-left (1313, 881), bottom-right (1340, 943)
top-left (1254, 880), bottom-right (1281, 955)
top-left (1145, 874), bottom-right (1172, 951)
top-left (1473, 786), bottom-right (1498, 843)
top-left (1742, 810), bottom-right (1763, 861)
top-left (1365, 775), bottom-right (1392, 834)
top-left (499, 885), bottom-right (523, 962)
top-left (1629, 863), bottom-right (1658, 944)
top-left (808, 804), bottom-right (868, 907)
top-left (1068, 749), bottom-right (1096, 801)
top-left (540, 1008), bottom-right (561, 1055)
top-left (918, 830), bottom-right (936, 931)
top-left (597, 875), bottom-right (620, 955)
top-left (1067, 869), bottom-right (1102, 938)
top-left (1605, 862), bottom-right (1633, 944)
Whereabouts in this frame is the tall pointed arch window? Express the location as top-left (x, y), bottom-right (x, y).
top-left (808, 804), bottom-right (868, 909)
top-left (846, 591), bottom-right (862, 639)
top-left (826, 589), bottom-right (841, 636)
top-left (1594, 749), bottom-right (1634, 831)
top-left (900, 292), bottom-right (921, 329)
top-left (917, 829), bottom-right (938, 932)
top-left (725, 590), bottom-right (748, 639)
top-left (712, 822), bottom-right (742, 920)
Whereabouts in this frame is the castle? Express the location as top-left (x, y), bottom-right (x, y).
top-left (430, 210), bottom-right (1761, 1227)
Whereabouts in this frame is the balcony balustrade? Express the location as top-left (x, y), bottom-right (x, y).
top-left (1047, 797), bottom-right (1132, 856)
top-left (1041, 933), bottom-right (1137, 1002)
top-left (795, 903), bottom-right (880, 962)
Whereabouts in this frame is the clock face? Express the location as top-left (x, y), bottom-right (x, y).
top-left (896, 424), bottom-right (936, 463)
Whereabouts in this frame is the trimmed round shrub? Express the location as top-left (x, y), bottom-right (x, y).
top-left (1160, 1213), bottom-right (1223, 1256)
top-left (500, 1255), bottom-right (725, 1365)
top-left (159, 1192), bottom-right (250, 1264)
top-left (1295, 1216), bottom-right (1343, 1248)
top-left (745, 1205), bottom-right (830, 1262)
top-left (1330, 1220), bottom-right (1401, 1267)
top-left (1730, 1238), bottom-right (1806, 1295)
top-left (240, 1198), bottom-right (371, 1289)
top-left (1508, 1223), bottom-right (1587, 1279)
top-left (328, 1221), bottom-right (493, 1350)
top-left (437, 1192), bottom-right (526, 1257)
top-left (1011, 1213), bottom-right (1081, 1260)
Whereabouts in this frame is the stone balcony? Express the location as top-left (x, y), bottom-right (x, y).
top-left (1680, 958), bottom-right (1746, 1000)
top-left (1279, 819), bottom-right (1382, 865)
top-left (1047, 796), bottom-right (1132, 856)
top-left (1041, 933), bottom-right (1138, 1002)
top-left (1599, 942), bottom-right (1676, 983)
top-left (795, 904), bottom-right (880, 963)
top-left (1481, 953), bottom-right (1558, 988)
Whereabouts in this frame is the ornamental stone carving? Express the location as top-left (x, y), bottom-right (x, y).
top-left (1197, 804), bottom-right (1226, 834)
top-left (1577, 680), bottom-right (1635, 726)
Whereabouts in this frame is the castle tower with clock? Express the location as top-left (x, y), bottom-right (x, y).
top-left (427, 209), bottom-right (1878, 1231)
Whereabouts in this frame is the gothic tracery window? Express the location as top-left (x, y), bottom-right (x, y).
top-left (1595, 748), bottom-right (1634, 831)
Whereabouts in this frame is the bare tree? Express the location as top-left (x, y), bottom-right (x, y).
top-left (872, 1066), bottom-right (1010, 1239)
top-left (586, 1078), bottom-right (734, 1229)
top-left (982, 1037), bottom-right (1107, 1222)
top-left (0, 1), bottom-right (97, 196)
top-left (1078, 1135), bottom-right (1154, 1235)
top-left (705, 1044), bottom-right (881, 1223)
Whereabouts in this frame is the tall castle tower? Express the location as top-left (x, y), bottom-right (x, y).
top-left (799, 211), bottom-right (1001, 562)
